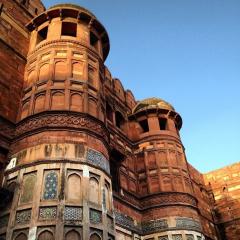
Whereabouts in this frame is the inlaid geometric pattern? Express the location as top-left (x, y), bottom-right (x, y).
top-left (172, 235), bottom-right (183, 240)
top-left (158, 236), bottom-right (168, 240)
top-left (43, 171), bottom-right (58, 200)
top-left (89, 209), bottom-right (102, 224)
top-left (39, 207), bottom-right (57, 220)
top-left (86, 149), bottom-right (110, 173)
top-left (64, 207), bottom-right (82, 221)
top-left (0, 215), bottom-right (9, 228)
top-left (15, 209), bottom-right (31, 224)
top-left (186, 234), bottom-right (194, 240)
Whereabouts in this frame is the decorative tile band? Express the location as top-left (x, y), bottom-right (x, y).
top-left (87, 149), bottom-right (110, 174)
top-left (114, 211), bottom-right (140, 232)
top-left (142, 219), bottom-right (168, 234)
top-left (114, 211), bottom-right (202, 235)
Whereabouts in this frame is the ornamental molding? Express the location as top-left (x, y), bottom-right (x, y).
top-left (15, 111), bottom-right (109, 143)
top-left (141, 192), bottom-right (197, 209)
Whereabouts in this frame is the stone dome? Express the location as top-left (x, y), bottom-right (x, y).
top-left (133, 97), bottom-right (175, 113)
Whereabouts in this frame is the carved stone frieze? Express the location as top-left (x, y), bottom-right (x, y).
top-left (15, 112), bottom-right (109, 142)
top-left (141, 193), bottom-right (197, 208)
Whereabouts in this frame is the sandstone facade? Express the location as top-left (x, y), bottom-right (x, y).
top-left (0, 2), bottom-right (238, 240)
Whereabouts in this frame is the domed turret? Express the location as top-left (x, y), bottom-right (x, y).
top-left (133, 97), bottom-right (175, 113)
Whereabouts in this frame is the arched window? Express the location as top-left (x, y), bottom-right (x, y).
top-left (67, 174), bottom-right (81, 202)
top-left (15, 233), bottom-right (27, 240)
top-left (106, 103), bottom-right (113, 122)
top-left (34, 94), bottom-right (45, 113)
top-left (39, 64), bottom-right (49, 82)
top-left (43, 171), bottom-right (58, 200)
top-left (70, 94), bottom-right (83, 112)
top-left (66, 230), bottom-right (81, 240)
top-left (20, 173), bottom-right (36, 204)
top-left (115, 111), bottom-right (125, 130)
top-left (21, 101), bottom-right (29, 119)
top-left (159, 118), bottom-right (168, 130)
top-left (90, 233), bottom-right (101, 240)
top-left (55, 61), bottom-right (67, 80)
top-left (38, 230), bottom-right (54, 240)
top-left (104, 184), bottom-right (111, 210)
top-left (51, 92), bottom-right (65, 110)
top-left (89, 177), bottom-right (99, 204)
top-left (72, 62), bottom-right (84, 79)
top-left (88, 65), bottom-right (96, 86)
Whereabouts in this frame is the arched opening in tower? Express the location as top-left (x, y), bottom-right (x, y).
top-left (109, 149), bottom-right (125, 193)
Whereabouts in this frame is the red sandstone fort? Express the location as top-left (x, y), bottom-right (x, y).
top-left (0, 1), bottom-right (239, 240)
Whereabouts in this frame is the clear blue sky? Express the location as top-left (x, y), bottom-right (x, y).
top-left (42, 0), bottom-right (240, 173)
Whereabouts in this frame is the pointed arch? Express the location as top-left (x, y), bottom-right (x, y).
top-left (51, 91), bottom-right (65, 110)
top-left (55, 61), bottom-right (67, 80)
top-left (72, 62), bottom-right (84, 79)
top-left (34, 94), bottom-right (45, 113)
top-left (38, 230), bottom-right (54, 240)
top-left (67, 173), bottom-right (81, 202)
top-left (70, 93), bottom-right (83, 112)
top-left (39, 63), bottom-right (49, 82)
top-left (89, 177), bottom-right (99, 204)
top-left (90, 233), bottom-right (101, 240)
top-left (15, 233), bottom-right (27, 240)
top-left (104, 184), bottom-right (111, 210)
top-left (66, 230), bottom-right (81, 240)
top-left (20, 173), bottom-right (36, 204)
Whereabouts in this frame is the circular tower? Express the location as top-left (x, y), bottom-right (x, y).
top-left (2, 4), bottom-right (114, 240)
top-left (129, 98), bottom-right (203, 239)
